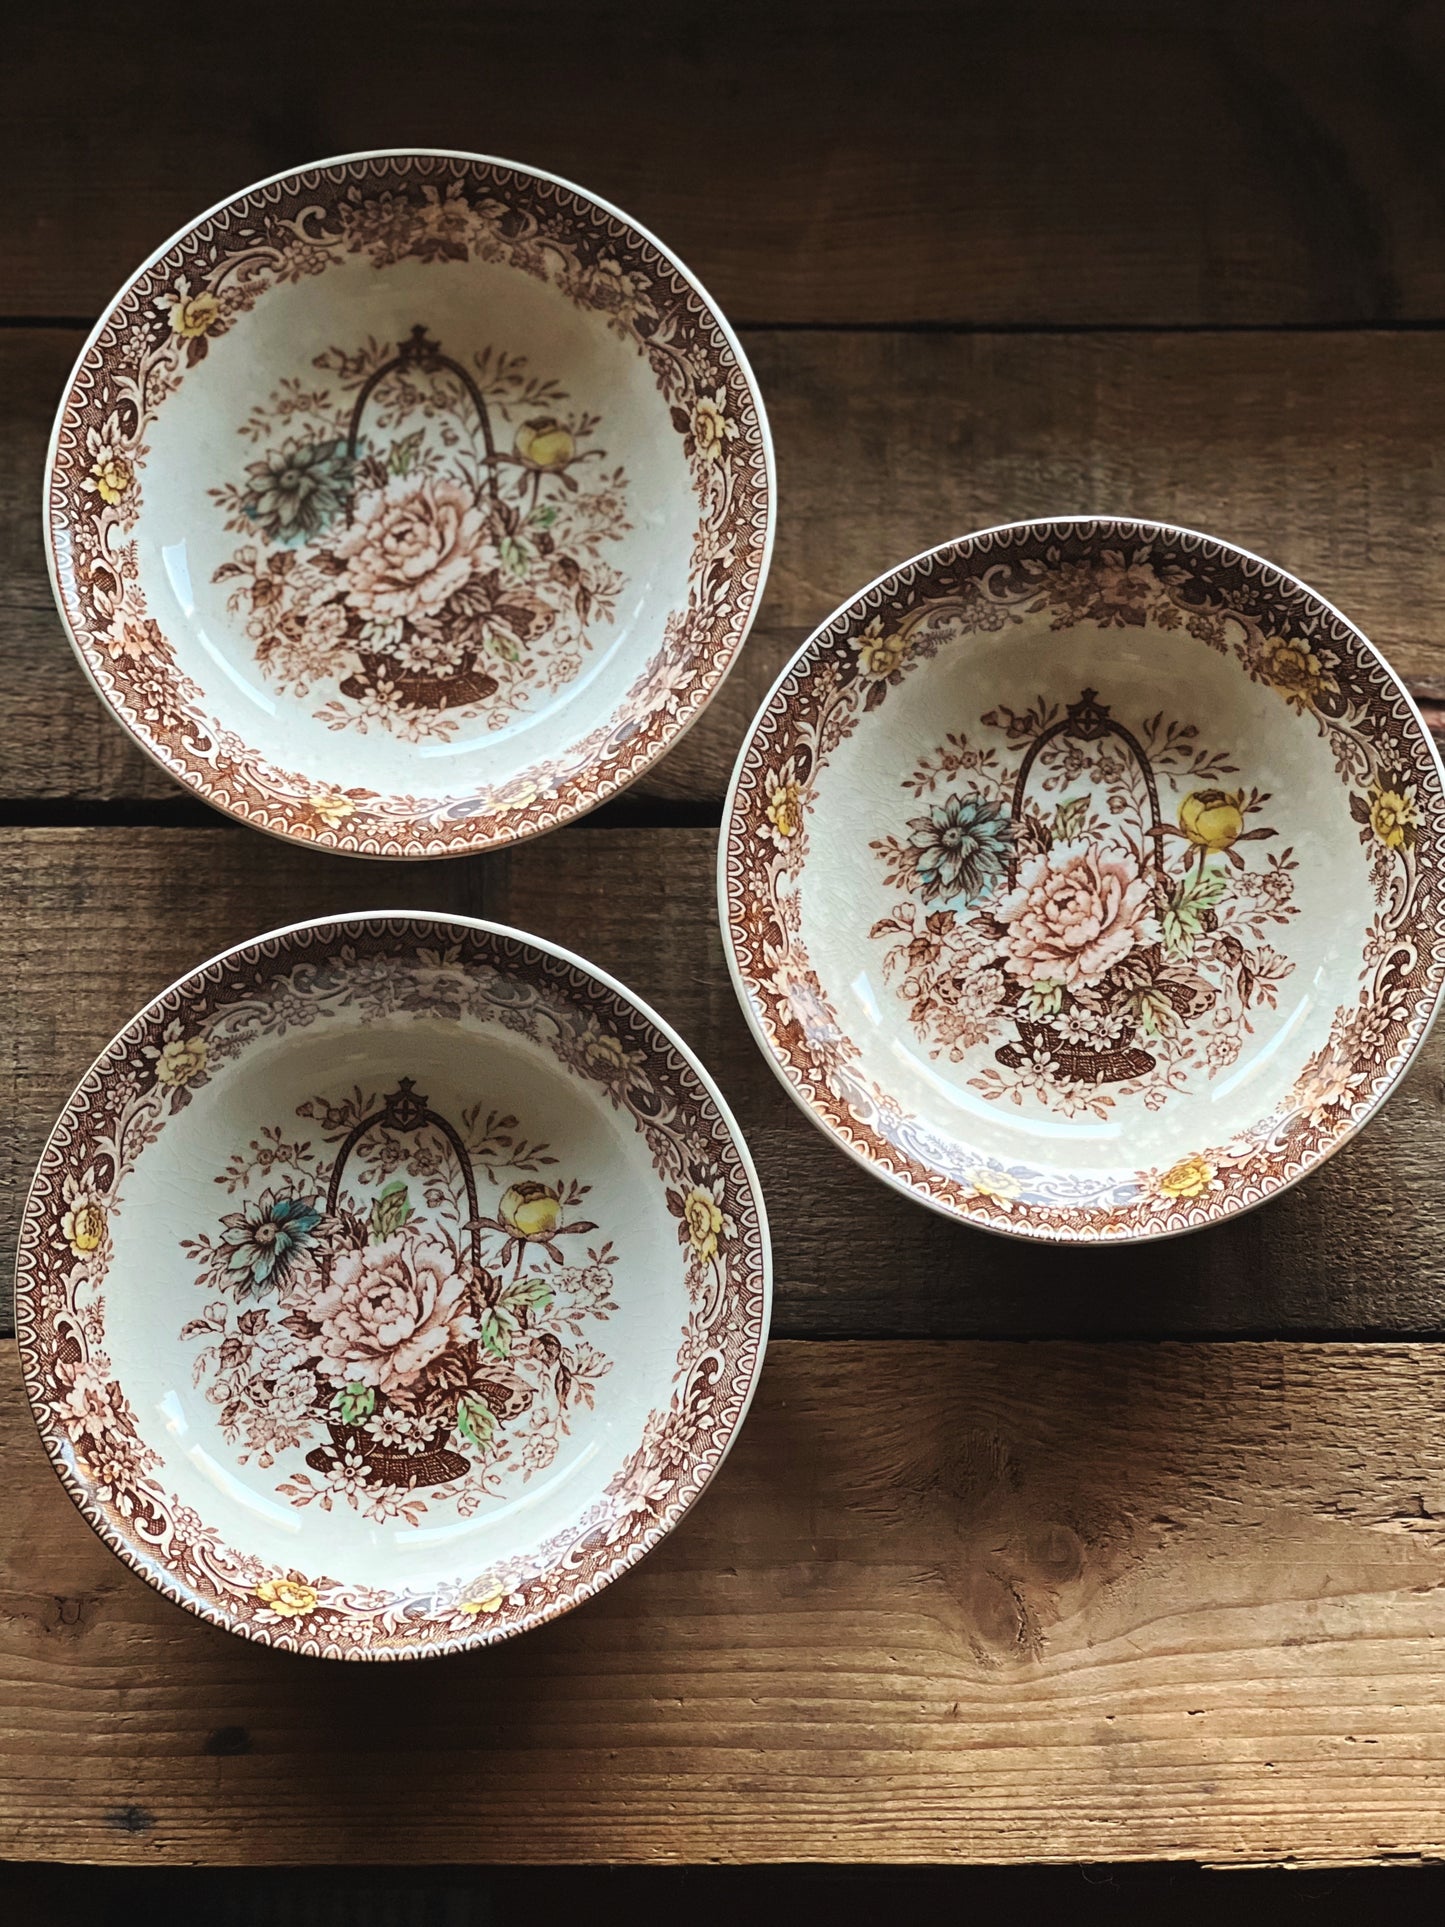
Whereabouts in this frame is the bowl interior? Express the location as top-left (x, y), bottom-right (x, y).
top-left (17, 920), bottom-right (768, 1653)
top-left (141, 255), bottom-right (693, 792)
top-left (48, 155), bottom-right (771, 854)
top-left (723, 522), bottom-right (1445, 1240)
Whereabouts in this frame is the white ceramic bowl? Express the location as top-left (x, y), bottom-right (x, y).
top-left (720, 517), bottom-right (1445, 1243)
top-left (45, 151), bottom-right (774, 856)
top-left (15, 915), bottom-right (770, 1657)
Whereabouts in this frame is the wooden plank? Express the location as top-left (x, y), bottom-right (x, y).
top-left (3, 1337), bottom-right (1445, 1865)
top-left (10, 325), bottom-right (1445, 805)
top-left (6, 826), bottom-right (1445, 1342)
top-left (9, 3), bottom-right (1445, 326)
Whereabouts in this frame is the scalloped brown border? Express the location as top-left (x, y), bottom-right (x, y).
top-left (721, 519), bottom-right (1445, 1243)
top-left (15, 917), bottom-right (770, 1657)
top-left (46, 153), bottom-right (773, 857)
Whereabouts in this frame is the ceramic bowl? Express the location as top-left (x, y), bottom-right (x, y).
top-left (720, 517), bottom-right (1445, 1243)
top-left (45, 151), bottom-right (774, 856)
top-left (15, 915), bottom-right (770, 1657)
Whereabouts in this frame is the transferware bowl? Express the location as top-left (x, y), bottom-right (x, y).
top-left (720, 517), bottom-right (1445, 1243)
top-left (15, 915), bottom-right (770, 1656)
top-left (45, 151), bottom-right (774, 856)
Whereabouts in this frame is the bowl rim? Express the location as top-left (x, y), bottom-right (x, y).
top-left (43, 148), bottom-right (777, 859)
top-left (14, 910), bottom-right (773, 1659)
top-left (717, 512), bottom-right (1445, 1246)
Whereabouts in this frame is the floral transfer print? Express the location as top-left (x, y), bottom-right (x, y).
top-left (180, 1078), bottom-right (618, 1524)
top-left (869, 689), bottom-right (1298, 1119)
top-left (46, 155), bottom-right (771, 854)
top-left (15, 922), bottom-right (768, 1656)
top-left (722, 522), bottom-right (1445, 1239)
top-left (211, 327), bottom-right (630, 741)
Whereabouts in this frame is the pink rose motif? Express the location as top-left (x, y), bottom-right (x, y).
top-left (311, 1233), bottom-right (479, 1402)
top-left (335, 476), bottom-right (486, 621)
top-left (995, 839), bottom-right (1160, 989)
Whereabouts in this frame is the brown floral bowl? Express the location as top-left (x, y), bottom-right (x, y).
top-left (45, 151), bottom-right (774, 856)
top-left (720, 517), bottom-right (1445, 1243)
top-left (14, 915), bottom-right (770, 1657)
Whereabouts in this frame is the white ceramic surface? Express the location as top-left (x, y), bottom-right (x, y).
top-left (46, 151), bottom-right (774, 855)
top-left (720, 518), bottom-right (1445, 1243)
top-left (15, 916), bottom-right (770, 1656)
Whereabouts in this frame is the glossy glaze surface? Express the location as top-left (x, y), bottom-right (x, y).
top-left (721, 519), bottom-right (1445, 1241)
top-left (46, 152), bottom-right (774, 855)
top-left (16, 916), bottom-right (770, 1655)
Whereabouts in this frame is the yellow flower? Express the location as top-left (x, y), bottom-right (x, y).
top-left (514, 416), bottom-right (575, 469)
top-left (966, 1168), bottom-right (1020, 1205)
top-left (584, 1031), bottom-right (630, 1076)
top-left (692, 390), bottom-right (736, 463)
top-left (254, 1578), bottom-right (318, 1618)
top-left (854, 617), bottom-right (907, 680)
top-left (1368, 785), bottom-right (1416, 852)
top-left (499, 1182), bottom-right (562, 1241)
top-left (155, 1036), bottom-right (208, 1088)
top-left (683, 1185), bottom-right (725, 1262)
top-left (459, 1592), bottom-right (505, 1616)
top-left (90, 452), bottom-right (133, 505)
top-left (765, 777), bottom-right (804, 841)
top-left (1179, 788), bottom-right (1245, 854)
top-left (1261, 635), bottom-right (1334, 713)
top-left (1159, 1155), bottom-right (1214, 1200)
top-left (61, 1199), bottom-right (106, 1256)
top-left (171, 290), bottom-right (221, 339)
top-left (309, 792), bottom-right (355, 828)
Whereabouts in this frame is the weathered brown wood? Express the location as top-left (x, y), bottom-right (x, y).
top-left (9, 324), bottom-right (1445, 806)
top-left (9, 3), bottom-right (1445, 326)
top-left (6, 826), bottom-right (1445, 1343)
top-left (3, 1337), bottom-right (1445, 1865)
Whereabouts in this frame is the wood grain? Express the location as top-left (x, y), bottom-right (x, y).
top-left (6, 825), bottom-right (1445, 1343)
top-left (8, 2), bottom-right (1445, 326)
top-left (4, 1337), bottom-right (1445, 1865)
top-left (9, 325), bottom-right (1445, 805)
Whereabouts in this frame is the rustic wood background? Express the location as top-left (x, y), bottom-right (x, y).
top-left (6, 0), bottom-right (1445, 1901)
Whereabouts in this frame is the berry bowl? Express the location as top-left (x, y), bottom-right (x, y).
top-left (15, 915), bottom-right (770, 1657)
top-left (45, 151), bottom-right (774, 856)
top-left (720, 517), bottom-right (1445, 1243)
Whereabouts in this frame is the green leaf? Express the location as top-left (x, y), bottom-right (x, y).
top-left (529, 503), bottom-right (558, 528)
top-left (499, 535), bottom-right (531, 576)
top-left (370, 1180), bottom-right (412, 1239)
top-left (387, 428), bottom-right (425, 476)
top-left (476, 1304), bottom-right (517, 1360)
top-left (1126, 987), bottom-right (1177, 1038)
top-left (501, 1275), bottom-right (554, 1314)
top-left (1053, 795), bottom-right (1090, 840)
top-left (457, 1391), bottom-right (496, 1450)
top-left (1021, 978), bottom-right (1064, 1019)
top-left (1161, 867), bottom-right (1229, 958)
top-left (335, 1382), bottom-right (375, 1426)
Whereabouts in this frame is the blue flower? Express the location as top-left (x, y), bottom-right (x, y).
top-left (219, 1189), bottom-right (324, 1294)
top-left (241, 438), bottom-right (354, 544)
top-left (907, 793), bottom-right (1013, 905)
